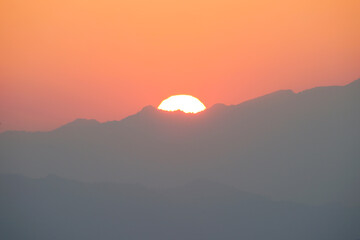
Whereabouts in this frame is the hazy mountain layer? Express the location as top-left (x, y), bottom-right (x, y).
top-left (1, 175), bottom-right (359, 240)
top-left (1, 80), bottom-right (359, 205)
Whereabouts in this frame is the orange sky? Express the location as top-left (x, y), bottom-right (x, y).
top-left (1, 0), bottom-right (359, 132)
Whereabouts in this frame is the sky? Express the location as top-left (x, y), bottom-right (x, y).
top-left (1, 0), bottom-right (359, 132)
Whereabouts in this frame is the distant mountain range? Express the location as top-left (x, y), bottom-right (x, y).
top-left (1, 174), bottom-right (359, 240)
top-left (1, 79), bottom-right (359, 206)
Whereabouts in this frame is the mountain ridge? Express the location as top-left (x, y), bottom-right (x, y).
top-left (0, 79), bottom-right (359, 206)
top-left (2, 79), bottom-right (358, 134)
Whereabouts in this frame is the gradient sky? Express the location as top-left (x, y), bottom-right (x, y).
top-left (1, 0), bottom-right (359, 132)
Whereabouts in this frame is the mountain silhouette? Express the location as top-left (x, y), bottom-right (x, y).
top-left (1, 174), bottom-right (359, 240)
top-left (0, 79), bottom-right (359, 205)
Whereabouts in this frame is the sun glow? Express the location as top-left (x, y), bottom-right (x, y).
top-left (158, 95), bottom-right (206, 113)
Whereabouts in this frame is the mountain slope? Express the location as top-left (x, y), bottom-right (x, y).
top-left (0, 79), bottom-right (359, 205)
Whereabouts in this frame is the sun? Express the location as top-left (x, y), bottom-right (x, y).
top-left (158, 95), bottom-right (206, 113)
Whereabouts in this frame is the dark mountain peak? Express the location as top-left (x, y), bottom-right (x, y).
top-left (55, 118), bottom-right (100, 131)
top-left (298, 79), bottom-right (360, 96)
top-left (75, 118), bottom-right (99, 124)
top-left (346, 78), bottom-right (360, 87)
top-left (207, 103), bottom-right (229, 113)
top-left (127, 105), bottom-right (158, 119)
top-left (233, 89), bottom-right (295, 110)
top-left (129, 104), bottom-right (199, 122)
top-left (101, 106), bottom-right (158, 128)
top-left (120, 105), bottom-right (158, 121)
top-left (258, 89), bottom-right (295, 100)
top-left (298, 85), bottom-right (341, 96)
top-left (140, 105), bottom-right (157, 113)
top-left (211, 103), bottom-right (227, 108)
top-left (248, 89), bottom-right (294, 102)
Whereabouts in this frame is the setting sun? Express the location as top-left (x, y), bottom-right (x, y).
top-left (158, 95), bottom-right (206, 113)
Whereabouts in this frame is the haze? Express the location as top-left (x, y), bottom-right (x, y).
top-left (1, 80), bottom-right (360, 239)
